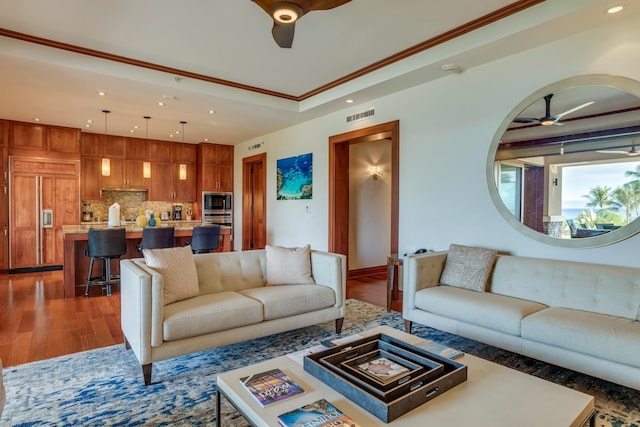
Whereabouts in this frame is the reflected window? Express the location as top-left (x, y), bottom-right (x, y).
top-left (498, 164), bottom-right (522, 220)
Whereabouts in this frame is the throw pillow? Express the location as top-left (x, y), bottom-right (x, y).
top-left (440, 243), bottom-right (497, 292)
top-left (266, 244), bottom-right (315, 285)
top-left (143, 246), bottom-right (200, 305)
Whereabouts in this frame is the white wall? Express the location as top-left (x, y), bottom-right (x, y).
top-left (348, 140), bottom-right (392, 270)
top-left (234, 14), bottom-right (640, 268)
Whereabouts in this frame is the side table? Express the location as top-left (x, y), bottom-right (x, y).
top-left (386, 253), bottom-right (403, 311)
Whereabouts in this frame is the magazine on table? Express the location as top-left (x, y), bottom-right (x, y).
top-left (419, 340), bottom-right (464, 359)
top-left (240, 368), bottom-right (304, 407)
top-left (277, 398), bottom-right (361, 427)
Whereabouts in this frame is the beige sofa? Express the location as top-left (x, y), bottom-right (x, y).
top-left (120, 248), bottom-right (346, 385)
top-left (403, 250), bottom-right (640, 390)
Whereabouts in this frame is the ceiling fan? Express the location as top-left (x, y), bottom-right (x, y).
top-left (596, 144), bottom-right (639, 156)
top-left (252, 0), bottom-right (351, 48)
top-left (513, 93), bottom-right (595, 126)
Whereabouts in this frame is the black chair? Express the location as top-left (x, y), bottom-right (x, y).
top-left (84, 227), bottom-right (127, 296)
top-left (186, 225), bottom-right (221, 254)
top-left (136, 227), bottom-right (175, 252)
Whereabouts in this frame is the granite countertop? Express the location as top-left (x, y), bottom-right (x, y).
top-left (62, 221), bottom-right (229, 234)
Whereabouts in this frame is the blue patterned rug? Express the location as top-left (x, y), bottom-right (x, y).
top-left (1, 300), bottom-right (639, 426)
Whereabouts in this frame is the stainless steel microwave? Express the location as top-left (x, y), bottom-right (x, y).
top-left (202, 192), bottom-right (232, 213)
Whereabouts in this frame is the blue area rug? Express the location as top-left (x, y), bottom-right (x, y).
top-left (1, 300), bottom-right (639, 426)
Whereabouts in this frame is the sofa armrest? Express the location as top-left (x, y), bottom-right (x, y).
top-left (311, 250), bottom-right (347, 309)
top-left (403, 251), bottom-right (447, 310)
top-left (120, 259), bottom-right (164, 365)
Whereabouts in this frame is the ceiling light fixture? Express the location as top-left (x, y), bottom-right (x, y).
top-left (101, 110), bottom-right (111, 177)
top-left (272, 2), bottom-right (302, 23)
top-left (179, 121), bottom-right (187, 180)
top-left (143, 116), bottom-right (151, 178)
top-left (346, 99), bottom-right (354, 104)
top-left (607, 5), bottom-right (623, 14)
top-left (98, 91), bottom-right (105, 96)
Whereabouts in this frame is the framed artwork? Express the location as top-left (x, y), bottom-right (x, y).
top-left (277, 153), bottom-right (313, 200)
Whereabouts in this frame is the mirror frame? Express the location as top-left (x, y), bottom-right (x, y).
top-left (486, 74), bottom-right (640, 248)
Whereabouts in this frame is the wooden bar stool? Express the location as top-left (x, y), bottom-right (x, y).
top-left (84, 228), bottom-right (126, 296)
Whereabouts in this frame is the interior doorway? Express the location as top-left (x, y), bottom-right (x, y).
top-left (328, 120), bottom-right (400, 268)
top-left (242, 153), bottom-right (266, 250)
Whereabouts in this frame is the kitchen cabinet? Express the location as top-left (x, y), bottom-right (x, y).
top-left (0, 126), bottom-right (7, 270)
top-left (148, 140), bottom-right (173, 162)
top-left (197, 143), bottom-right (234, 193)
top-left (148, 143), bottom-right (196, 202)
top-left (125, 137), bottom-right (147, 160)
top-left (9, 122), bottom-right (79, 155)
top-left (9, 157), bottom-right (80, 269)
top-left (81, 157), bottom-right (102, 200)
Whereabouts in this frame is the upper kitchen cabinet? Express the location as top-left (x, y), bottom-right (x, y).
top-left (148, 140), bottom-right (173, 162)
top-left (148, 143), bottom-right (196, 202)
top-left (197, 143), bottom-right (234, 193)
top-left (9, 121), bottom-right (80, 157)
top-left (125, 137), bottom-right (148, 160)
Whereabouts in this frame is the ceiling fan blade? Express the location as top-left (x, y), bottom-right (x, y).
top-left (553, 101), bottom-right (595, 120)
top-left (596, 149), bottom-right (638, 156)
top-left (302, 0), bottom-right (352, 12)
top-left (513, 117), bottom-right (540, 124)
top-left (272, 21), bottom-right (296, 48)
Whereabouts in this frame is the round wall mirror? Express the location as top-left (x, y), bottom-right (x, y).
top-left (487, 75), bottom-right (640, 248)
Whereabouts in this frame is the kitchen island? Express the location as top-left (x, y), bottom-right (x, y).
top-left (62, 222), bottom-right (231, 298)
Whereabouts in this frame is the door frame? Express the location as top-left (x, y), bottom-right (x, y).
top-left (328, 120), bottom-right (400, 259)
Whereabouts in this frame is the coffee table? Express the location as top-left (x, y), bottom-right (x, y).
top-left (216, 326), bottom-right (594, 427)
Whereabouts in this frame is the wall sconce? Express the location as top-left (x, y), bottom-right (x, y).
top-left (369, 166), bottom-right (381, 181)
top-left (179, 164), bottom-right (187, 180)
top-left (143, 161), bottom-right (151, 178)
top-left (101, 158), bottom-right (111, 176)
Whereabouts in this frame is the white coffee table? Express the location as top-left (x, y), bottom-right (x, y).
top-left (216, 326), bottom-right (594, 427)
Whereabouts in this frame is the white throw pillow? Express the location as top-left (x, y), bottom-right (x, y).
top-left (266, 244), bottom-right (315, 285)
top-left (143, 246), bottom-right (200, 305)
top-left (440, 244), bottom-right (496, 292)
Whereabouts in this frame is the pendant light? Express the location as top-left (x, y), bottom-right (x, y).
top-left (101, 110), bottom-right (111, 176)
top-left (179, 121), bottom-right (187, 180)
top-left (143, 116), bottom-right (151, 178)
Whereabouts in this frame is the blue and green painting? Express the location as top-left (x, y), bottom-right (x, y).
top-left (277, 152), bottom-right (313, 200)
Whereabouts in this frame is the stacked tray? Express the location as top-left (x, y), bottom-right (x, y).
top-left (304, 333), bottom-right (467, 423)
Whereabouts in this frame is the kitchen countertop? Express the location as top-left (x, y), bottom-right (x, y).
top-left (62, 221), bottom-right (230, 233)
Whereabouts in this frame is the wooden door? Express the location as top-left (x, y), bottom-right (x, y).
top-left (242, 153), bottom-right (266, 250)
top-left (523, 165), bottom-right (544, 232)
top-left (10, 173), bottom-right (38, 268)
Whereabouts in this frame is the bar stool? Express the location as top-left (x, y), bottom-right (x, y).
top-left (84, 227), bottom-right (127, 296)
top-left (186, 225), bottom-right (221, 253)
top-left (136, 226), bottom-right (175, 252)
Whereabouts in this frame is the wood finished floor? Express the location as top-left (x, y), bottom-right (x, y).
top-left (0, 270), bottom-right (401, 367)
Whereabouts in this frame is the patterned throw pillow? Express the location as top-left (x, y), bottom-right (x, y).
top-left (143, 246), bottom-right (200, 305)
top-left (440, 244), bottom-right (497, 292)
top-left (266, 244), bottom-right (315, 285)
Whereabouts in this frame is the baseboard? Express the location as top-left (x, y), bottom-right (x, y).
top-left (348, 265), bottom-right (386, 279)
top-left (9, 265), bottom-right (63, 274)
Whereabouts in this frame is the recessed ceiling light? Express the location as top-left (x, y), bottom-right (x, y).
top-left (209, 110), bottom-right (215, 114)
top-left (34, 118), bottom-right (40, 122)
top-left (204, 138), bottom-right (209, 142)
top-left (158, 102), bottom-right (165, 106)
top-left (133, 125), bottom-right (139, 129)
top-left (130, 130), bottom-right (135, 133)
top-left (98, 91), bottom-right (105, 96)
top-left (87, 119), bottom-right (92, 123)
top-left (169, 134), bottom-right (174, 138)
top-left (85, 124), bottom-right (91, 128)
top-left (607, 5), bottom-right (623, 13)
top-left (346, 99), bottom-right (354, 104)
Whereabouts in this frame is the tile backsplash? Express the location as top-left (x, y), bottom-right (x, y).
top-left (82, 190), bottom-right (193, 223)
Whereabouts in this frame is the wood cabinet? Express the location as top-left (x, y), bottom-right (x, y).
top-left (0, 123), bottom-right (7, 270)
top-left (197, 143), bottom-right (234, 194)
top-left (148, 143), bottom-right (196, 201)
top-left (9, 157), bottom-right (79, 269)
top-left (9, 121), bottom-right (79, 155)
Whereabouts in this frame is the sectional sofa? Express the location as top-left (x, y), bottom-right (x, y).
top-left (403, 247), bottom-right (640, 390)
top-left (120, 246), bottom-right (346, 385)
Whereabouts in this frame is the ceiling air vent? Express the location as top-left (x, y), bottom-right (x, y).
top-left (346, 108), bottom-right (375, 123)
top-left (248, 142), bottom-right (263, 151)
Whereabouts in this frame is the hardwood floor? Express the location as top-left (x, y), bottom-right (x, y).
top-left (0, 270), bottom-right (401, 368)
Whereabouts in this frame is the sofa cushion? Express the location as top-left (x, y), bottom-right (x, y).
top-left (239, 284), bottom-right (335, 321)
top-left (143, 246), bottom-right (200, 305)
top-left (414, 286), bottom-right (547, 336)
top-left (265, 244), bottom-right (315, 285)
top-left (440, 244), bottom-right (496, 292)
top-left (163, 291), bottom-right (264, 341)
top-left (521, 307), bottom-right (640, 368)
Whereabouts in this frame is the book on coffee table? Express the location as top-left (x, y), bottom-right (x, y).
top-left (419, 340), bottom-right (464, 359)
top-left (240, 368), bottom-right (304, 407)
top-left (277, 398), bottom-right (361, 427)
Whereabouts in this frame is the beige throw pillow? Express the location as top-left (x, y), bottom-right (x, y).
top-left (266, 244), bottom-right (315, 285)
top-left (143, 246), bottom-right (200, 305)
top-left (440, 244), bottom-right (496, 292)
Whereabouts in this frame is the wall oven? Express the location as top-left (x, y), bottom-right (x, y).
top-left (202, 192), bottom-right (232, 226)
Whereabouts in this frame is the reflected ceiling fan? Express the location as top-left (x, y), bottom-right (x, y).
top-left (513, 93), bottom-right (595, 126)
top-left (252, 0), bottom-right (351, 48)
top-left (596, 143), bottom-right (639, 156)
